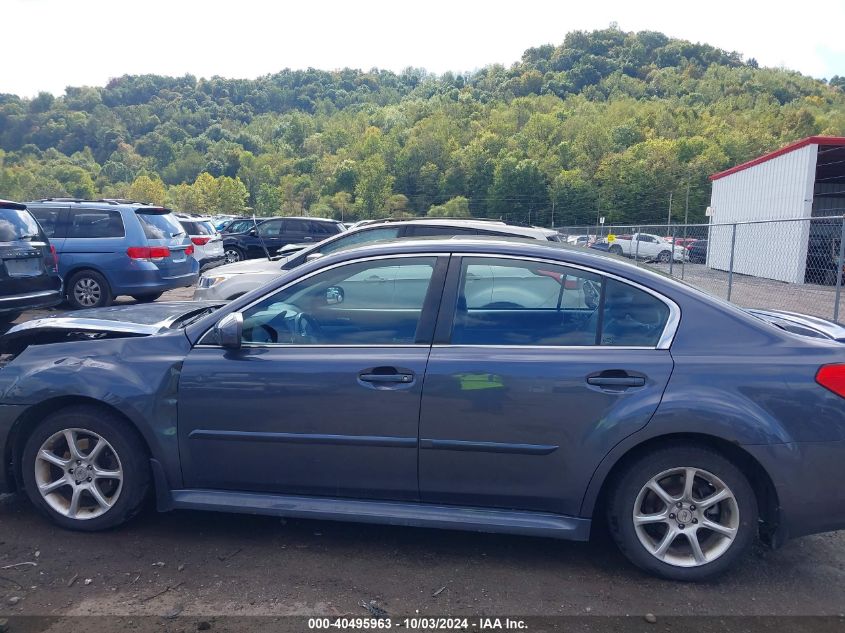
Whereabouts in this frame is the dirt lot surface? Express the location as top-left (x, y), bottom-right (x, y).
top-left (0, 492), bottom-right (844, 621)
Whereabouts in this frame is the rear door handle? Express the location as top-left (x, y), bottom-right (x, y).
top-left (359, 373), bottom-right (414, 384)
top-left (587, 376), bottom-right (645, 387)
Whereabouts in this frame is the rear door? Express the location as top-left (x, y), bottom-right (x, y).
top-left (280, 218), bottom-right (314, 247)
top-left (60, 208), bottom-right (126, 280)
top-left (418, 255), bottom-right (675, 516)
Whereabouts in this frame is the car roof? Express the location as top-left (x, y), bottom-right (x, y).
top-left (0, 199), bottom-right (27, 210)
top-left (349, 218), bottom-right (557, 238)
top-left (24, 198), bottom-right (170, 212)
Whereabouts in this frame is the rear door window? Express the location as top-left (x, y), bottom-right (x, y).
top-left (29, 208), bottom-right (62, 238)
top-left (450, 257), bottom-right (671, 347)
top-left (136, 210), bottom-right (185, 240)
top-left (283, 219), bottom-right (310, 234)
top-left (68, 210), bottom-right (125, 238)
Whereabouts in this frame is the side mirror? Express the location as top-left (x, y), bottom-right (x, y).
top-left (248, 228), bottom-right (257, 236)
top-left (306, 252), bottom-right (324, 262)
top-left (214, 312), bottom-right (243, 349)
top-left (326, 286), bottom-right (344, 305)
top-left (277, 243), bottom-right (308, 255)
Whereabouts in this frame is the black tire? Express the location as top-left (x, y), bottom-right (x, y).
top-left (20, 406), bottom-right (150, 531)
top-left (224, 247), bottom-right (244, 264)
top-left (657, 250), bottom-right (672, 263)
top-left (607, 444), bottom-right (757, 581)
top-left (0, 311), bottom-right (20, 325)
top-left (609, 245), bottom-right (623, 255)
top-left (131, 293), bottom-right (163, 303)
top-left (67, 270), bottom-right (113, 310)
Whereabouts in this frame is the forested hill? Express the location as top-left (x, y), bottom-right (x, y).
top-left (2, 27), bottom-right (844, 226)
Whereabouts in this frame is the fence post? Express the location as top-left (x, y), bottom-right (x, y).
top-left (726, 223), bottom-right (737, 302)
top-left (835, 217), bottom-right (845, 322)
top-left (669, 225), bottom-right (675, 277)
top-left (635, 226), bottom-right (640, 266)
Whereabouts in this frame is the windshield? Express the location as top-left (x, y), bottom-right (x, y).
top-left (0, 208), bottom-right (45, 242)
top-left (137, 210), bottom-right (186, 240)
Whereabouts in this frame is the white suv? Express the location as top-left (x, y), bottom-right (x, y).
top-left (176, 215), bottom-right (225, 271)
top-left (194, 218), bottom-right (561, 301)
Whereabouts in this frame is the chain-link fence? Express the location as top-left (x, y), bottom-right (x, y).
top-left (555, 217), bottom-right (845, 323)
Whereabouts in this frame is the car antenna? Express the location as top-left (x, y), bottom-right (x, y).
top-left (252, 213), bottom-right (272, 261)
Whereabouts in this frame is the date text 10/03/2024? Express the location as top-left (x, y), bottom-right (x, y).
top-left (307, 617), bottom-right (528, 629)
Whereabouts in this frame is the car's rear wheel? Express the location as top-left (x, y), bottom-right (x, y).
top-left (607, 444), bottom-right (757, 581)
top-left (224, 247), bottom-right (244, 264)
top-left (20, 406), bottom-right (150, 531)
top-left (131, 293), bottom-right (163, 303)
top-left (609, 244), bottom-right (623, 255)
top-left (67, 270), bottom-right (112, 310)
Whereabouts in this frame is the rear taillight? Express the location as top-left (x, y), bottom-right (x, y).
top-left (816, 364), bottom-right (845, 398)
top-left (49, 244), bottom-right (58, 270)
top-left (127, 246), bottom-right (171, 261)
top-left (191, 237), bottom-right (211, 246)
top-left (185, 244), bottom-right (194, 256)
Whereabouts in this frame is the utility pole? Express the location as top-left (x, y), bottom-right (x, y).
top-left (684, 181), bottom-right (690, 226)
top-left (551, 198), bottom-right (555, 229)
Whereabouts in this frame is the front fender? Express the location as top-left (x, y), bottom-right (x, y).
top-left (0, 331), bottom-right (190, 488)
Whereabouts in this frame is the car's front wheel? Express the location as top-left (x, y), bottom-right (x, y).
top-left (607, 444), bottom-right (757, 581)
top-left (657, 250), bottom-right (672, 263)
top-left (21, 406), bottom-right (150, 530)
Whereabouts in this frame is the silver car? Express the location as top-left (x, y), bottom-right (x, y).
top-left (194, 218), bottom-right (562, 301)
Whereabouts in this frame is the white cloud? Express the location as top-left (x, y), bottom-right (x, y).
top-left (5, 0), bottom-right (844, 96)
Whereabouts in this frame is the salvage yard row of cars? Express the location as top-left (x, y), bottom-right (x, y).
top-left (2, 196), bottom-right (845, 582)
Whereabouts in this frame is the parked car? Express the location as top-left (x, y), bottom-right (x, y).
top-left (566, 234), bottom-right (593, 247)
top-left (26, 199), bottom-right (198, 309)
top-left (607, 233), bottom-right (688, 262)
top-left (222, 217), bottom-right (345, 264)
top-left (686, 239), bottom-right (707, 264)
top-left (195, 218), bottom-right (564, 301)
top-left (3, 237), bottom-right (845, 581)
top-left (0, 200), bottom-right (63, 323)
top-left (176, 215), bottom-right (225, 271)
top-left (219, 217), bottom-right (253, 234)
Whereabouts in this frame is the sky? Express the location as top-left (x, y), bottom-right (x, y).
top-left (5, 0), bottom-right (845, 97)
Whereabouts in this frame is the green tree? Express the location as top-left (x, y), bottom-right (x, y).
top-left (128, 174), bottom-right (167, 205)
top-left (428, 196), bottom-right (471, 217)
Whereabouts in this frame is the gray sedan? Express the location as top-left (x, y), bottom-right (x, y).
top-left (1, 238), bottom-right (844, 581)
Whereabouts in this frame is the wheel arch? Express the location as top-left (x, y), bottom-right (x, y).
top-left (5, 396), bottom-right (153, 493)
top-left (63, 265), bottom-right (113, 293)
top-left (583, 432), bottom-right (782, 546)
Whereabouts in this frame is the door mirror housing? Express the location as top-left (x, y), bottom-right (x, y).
top-left (306, 252), bottom-right (324, 262)
top-left (325, 286), bottom-right (344, 305)
top-left (214, 312), bottom-right (243, 349)
top-left (248, 228), bottom-right (257, 236)
top-left (277, 243), bottom-right (308, 255)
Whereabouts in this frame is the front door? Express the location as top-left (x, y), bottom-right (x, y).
top-left (418, 256), bottom-right (675, 515)
top-left (178, 254), bottom-right (447, 501)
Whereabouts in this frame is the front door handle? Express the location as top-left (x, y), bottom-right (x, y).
top-left (359, 373), bottom-right (414, 384)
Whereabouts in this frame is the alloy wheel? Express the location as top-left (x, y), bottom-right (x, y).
top-left (225, 249), bottom-right (242, 263)
top-left (633, 466), bottom-right (739, 567)
top-left (34, 428), bottom-right (124, 520)
top-left (73, 278), bottom-right (101, 307)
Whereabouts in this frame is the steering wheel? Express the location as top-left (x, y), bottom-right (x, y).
top-left (293, 312), bottom-right (322, 342)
